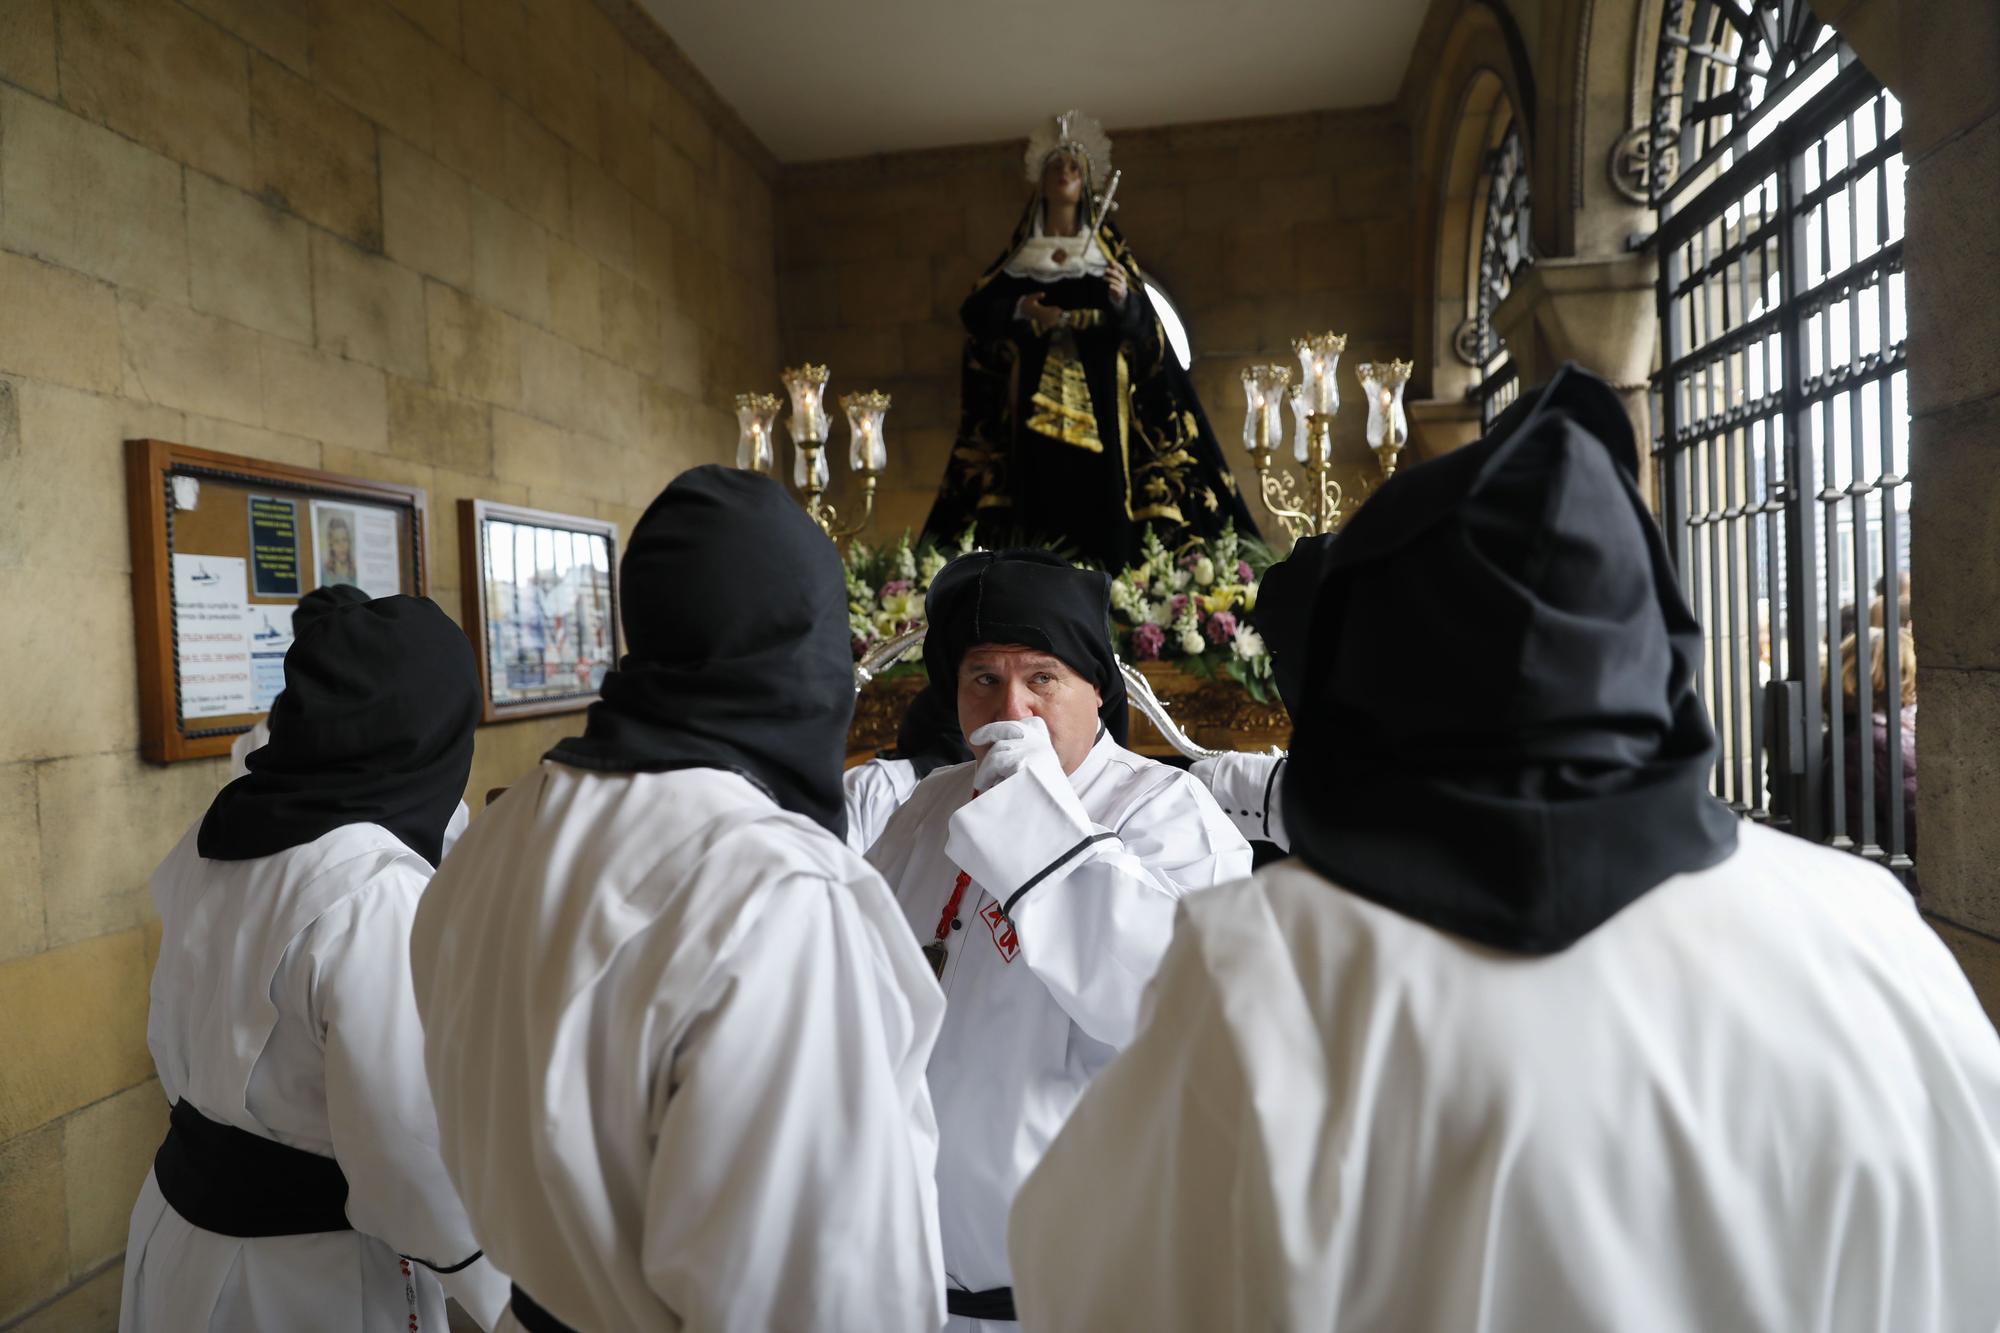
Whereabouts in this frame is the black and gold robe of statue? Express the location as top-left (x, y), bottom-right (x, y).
top-left (921, 204), bottom-right (1257, 568)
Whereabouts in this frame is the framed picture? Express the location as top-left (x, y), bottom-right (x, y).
top-left (458, 499), bottom-right (620, 723)
top-left (126, 438), bottom-right (429, 764)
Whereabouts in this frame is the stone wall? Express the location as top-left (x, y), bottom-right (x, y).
top-left (0, 0), bottom-right (777, 1324)
top-left (774, 110), bottom-right (1415, 551)
top-left (1898, 0), bottom-right (2000, 1024)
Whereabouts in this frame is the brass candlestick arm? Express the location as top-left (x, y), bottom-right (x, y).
top-left (816, 472), bottom-right (879, 541)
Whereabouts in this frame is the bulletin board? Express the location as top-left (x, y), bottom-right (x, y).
top-left (126, 438), bottom-right (429, 764)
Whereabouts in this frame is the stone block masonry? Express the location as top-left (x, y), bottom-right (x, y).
top-left (0, 0), bottom-right (774, 1322)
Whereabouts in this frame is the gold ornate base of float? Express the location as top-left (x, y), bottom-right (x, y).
top-left (846, 661), bottom-right (1290, 762)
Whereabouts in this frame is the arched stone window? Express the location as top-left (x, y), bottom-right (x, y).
top-left (1458, 118), bottom-right (1532, 424)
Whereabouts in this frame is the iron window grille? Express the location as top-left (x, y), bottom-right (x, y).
top-left (1647, 0), bottom-right (1913, 884)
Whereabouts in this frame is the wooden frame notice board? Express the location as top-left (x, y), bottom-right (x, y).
top-left (458, 498), bottom-right (620, 723)
top-left (127, 439), bottom-right (429, 764)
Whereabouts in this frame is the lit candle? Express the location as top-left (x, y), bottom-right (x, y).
top-left (842, 390), bottom-right (892, 474)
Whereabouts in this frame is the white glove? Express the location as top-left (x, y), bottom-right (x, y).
top-left (968, 716), bottom-right (1056, 791)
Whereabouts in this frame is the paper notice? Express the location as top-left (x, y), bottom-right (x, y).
top-left (246, 603), bottom-right (295, 711)
top-left (172, 554), bottom-right (254, 718)
top-left (310, 500), bottom-right (403, 600)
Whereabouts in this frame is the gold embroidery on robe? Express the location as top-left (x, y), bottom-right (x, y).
top-left (1026, 336), bottom-right (1104, 453)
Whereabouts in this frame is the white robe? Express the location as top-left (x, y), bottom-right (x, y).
top-left (868, 732), bottom-right (1251, 1329)
top-left (121, 822), bottom-right (509, 1333)
top-left (1009, 822), bottom-right (2000, 1332)
top-left (845, 755), bottom-right (922, 854)
top-left (409, 762), bottom-right (948, 1333)
top-left (1191, 751), bottom-right (1287, 849)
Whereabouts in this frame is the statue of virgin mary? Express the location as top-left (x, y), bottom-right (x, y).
top-left (921, 110), bottom-right (1257, 567)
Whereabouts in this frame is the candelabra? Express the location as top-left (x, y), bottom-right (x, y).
top-left (736, 365), bottom-right (889, 539)
top-left (1237, 332), bottom-right (1348, 542)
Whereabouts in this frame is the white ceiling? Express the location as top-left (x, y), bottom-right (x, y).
top-left (638, 0), bottom-right (1431, 163)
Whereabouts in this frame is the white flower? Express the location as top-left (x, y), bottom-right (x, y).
top-left (1146, 598), bottom-right (1175, 627)
top-left (1192, 556), bottom-right (1215, 587)
top-left (1178, 627), bottom-right (1204, 656)
top-left (1171, 568), bottom-right (1191, 591)
top-left (919, 548), bottom-right (948, 582)
top-left (1232, 624), bottom-right (1267, 659)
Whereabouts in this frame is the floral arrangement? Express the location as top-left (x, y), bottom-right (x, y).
top-left (843, 521), bottom-right (1279, 703)
top-left (843, 527), bottom-right (973, 677)
top-left (1107, 522), bottom-right (1279, 703)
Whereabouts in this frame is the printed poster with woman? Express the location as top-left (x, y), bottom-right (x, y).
top-left (310, 499), bottom-right (403, 599)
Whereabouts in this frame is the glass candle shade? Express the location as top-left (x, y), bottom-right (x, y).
top-left (841, 390), bottom-right (892, 474)
top-left (781, 363), bottom-right (831, 445)
top-left (1355, 359), bottom-right (1413, 451)
top-left (1292, 332), bottom-right (1347, 417)
top-left (733, 392), bottom-right (780, 473)
top-left (1239, 365), bottom-right (1290, 457)
top-left (792, 440), bottom-right (829, 491)
top-left (1289, 384), bottom-right (1311, 464)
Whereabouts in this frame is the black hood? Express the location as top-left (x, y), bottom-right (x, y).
top-left (199, 594), bottom-right (478, 868)
top-left (1282, 364), bottom-right (1739, 954)
top-left (546, 466), bottom-right (855, 838)
top-left (922, 548), bottom-right (1129, 744)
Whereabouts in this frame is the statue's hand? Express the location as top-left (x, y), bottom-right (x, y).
top-left (1020, 292), bottom-right (1064, 334)
top-left (1105, 262), bottom-right (1129, 307)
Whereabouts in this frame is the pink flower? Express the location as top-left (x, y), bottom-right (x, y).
top-left (1170, 593), bottom-right (1189, 616)
top-left (850, 636), bottom-right (871, 657)
top-left (880, 579), bottom-right (912, 598)
top-left (1132, 622), bottom-right (1166, 661)
top-left (1206, 611), bottom-right (1238, 644)
top-left (1237, 560), bottom-right (1254, 583)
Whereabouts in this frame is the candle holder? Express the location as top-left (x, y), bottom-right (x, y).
top-left (1240, 364), bottom-right (1336, 542)
top-left (745, 366), bottom-right (889, 541)
top-left (1235, 338), bottom-right (1348, 543)
top-left (734, 392), bottom-right (780, 473)
top-left (780, 363), bottom-right (841, 534)
top-left (1355, 359), bottom-right (1413, 479)
top-left (830, 389), bottom-right (891, 538)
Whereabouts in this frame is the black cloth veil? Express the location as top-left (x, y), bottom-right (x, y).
top-left (886, 682), bottom-right (972, 778)
top-left (1252, 533), bottom-right (1338, 720)
top-left (291, 583), bottom-right (370, 635)
top-left (1282, 365), bottom-right (1739, 954)
top-left (198, 595), bottom-right (479, 868)
top-left (923, 549), bottom-right (1129, 744)
top-left (547, 466), bottom-right (855, 838)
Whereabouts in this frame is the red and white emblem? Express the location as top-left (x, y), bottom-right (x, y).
top-left (980, 899), bottom-right (1020, 964)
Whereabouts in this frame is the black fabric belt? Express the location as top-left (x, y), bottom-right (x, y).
top-left (946, 1286), bottom-right (1018, 1321)
top-left (153, 1098), bottom-right (352, 1237)
top-left (510, 1284), bottom-right (581, 1333)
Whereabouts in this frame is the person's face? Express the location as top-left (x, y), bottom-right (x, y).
top-left (958, 643), bottom-right (1104, 775)
top-left (1041, 152), bottom-right (1084, 208)
top-left (328, 522), bottom-right (352, 562)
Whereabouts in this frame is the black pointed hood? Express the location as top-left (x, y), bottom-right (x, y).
top-left (1282, 365), bottom-right (1739, 953)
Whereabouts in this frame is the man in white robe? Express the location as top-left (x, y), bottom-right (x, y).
top-left (1009, 367), bottom-right (2000, 1331)
top-left (868, 549), bottom-right (1250, 1328)
top-left (845, 683), bottom-right (973, 853)
top-left (122, 595), bottom-right (507, 1332)
top-left (411, 466), bottom-right (947, 1333)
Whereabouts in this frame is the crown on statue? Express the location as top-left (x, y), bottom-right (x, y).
top-left (1024, 109), bottom-right (1113, 191)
